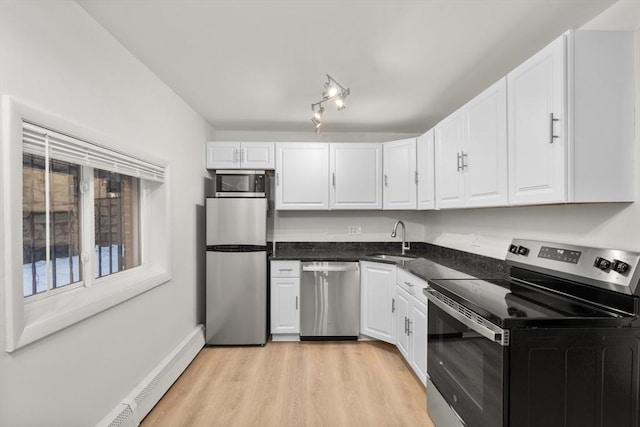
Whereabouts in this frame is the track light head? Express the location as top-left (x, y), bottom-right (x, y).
top-left (311, 74), bottom-right (350, 132)
top-left (313, 106), bottom-right (324, 120)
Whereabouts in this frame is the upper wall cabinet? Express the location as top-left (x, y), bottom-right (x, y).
top-left (383, 138), bottom-right (417, 210)
top-left (416, 129), bottom-right (435, 210)
top-left (435, 109), bottom-right (466, 208)
top-left (330, 143), bottom-right (383, 210)
top-left (508, 30), bottom-right (635, 205)
top-left (435, 78), bottom-right (508, 209)
top-left (206, 141), bottom-right (275, 169)
top-left (275, 143), bottom-right (329, 210)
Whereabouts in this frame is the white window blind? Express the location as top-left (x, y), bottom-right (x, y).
top-left (22, 120), bottom-right (165, 182)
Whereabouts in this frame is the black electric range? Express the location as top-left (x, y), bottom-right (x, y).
top-left (424, 239), bottom-right (640, 427)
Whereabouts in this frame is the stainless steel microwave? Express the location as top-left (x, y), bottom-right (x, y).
top-left (214, 170), bottom-right (266, 198)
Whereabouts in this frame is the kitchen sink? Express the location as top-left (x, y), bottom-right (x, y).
top-left (368, 254), bottom-right (416, 262)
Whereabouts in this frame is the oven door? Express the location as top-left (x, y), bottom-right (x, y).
top-left (427, 301), bottom-right (508, 427)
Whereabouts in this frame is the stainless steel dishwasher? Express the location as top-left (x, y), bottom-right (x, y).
top-left (300, 262), bottom-right (360, 340)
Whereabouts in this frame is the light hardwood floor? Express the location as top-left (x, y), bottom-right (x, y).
top-left (142, 340), bottom-right (434, 427)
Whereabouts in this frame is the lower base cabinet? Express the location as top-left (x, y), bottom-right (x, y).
top-left (396, 271), bottom-right (428, 385)
top-left (270, 261), bottom-right (301, 341)
top-left (360, 261), bottom-right (397, 344)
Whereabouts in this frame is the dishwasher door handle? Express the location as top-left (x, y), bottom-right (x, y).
top-left (302, 264), bottom-right (359, 272)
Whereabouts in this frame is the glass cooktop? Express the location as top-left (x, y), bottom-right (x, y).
top-left (426, 277), bottom-right (630, 328)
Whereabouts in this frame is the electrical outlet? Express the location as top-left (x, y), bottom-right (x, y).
top-left (471, 234), bottom-right (481, 247)
top-left (348, 226), bottom-right (362, 235)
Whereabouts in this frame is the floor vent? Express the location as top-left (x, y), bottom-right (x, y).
top-left (97, 325), bottom-right (205, 427)
top-left (105, 404), bottom-right (135, 427)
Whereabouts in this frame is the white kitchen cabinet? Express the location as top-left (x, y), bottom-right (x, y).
top-left (508, 30), bottom-right (634, 205)
top-left (383, 138), bottom-right (417, 210)
top-left (275, 143), bottom-right (329, 210)
top-left (270, 261), bottom-right (301, 340)
top-left (330, 143), bottom-right (383, 210)
top-left (395, 288), bottom-right (411, 359)
top-left (435, 109), bottom-right (465, 209)
top-left (206, 141), bottom-right (275, 169)
top-left (435, 78), bottom-right (508, 209)
top-left (410, 297), bottom-right (428, 383)
top-left (360, 261), bottom-right (397, 344)
top-left (396, 270), bottom-right (428, 385)
top-left (416, 129), bottom-right (435, 210)
top-left (464, 78), bottom-right (508, 207)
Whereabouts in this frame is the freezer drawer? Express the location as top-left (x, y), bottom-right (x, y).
top-left (300, 262), bottom-right (360, 338)
top-left (206, 250), bottom-right (267, 345)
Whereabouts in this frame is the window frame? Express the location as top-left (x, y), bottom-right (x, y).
top-left (2, 96), bottom-right (171, 352)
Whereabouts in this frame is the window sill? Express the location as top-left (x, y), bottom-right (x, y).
top-left (13, 269), bottom-right (170, 352)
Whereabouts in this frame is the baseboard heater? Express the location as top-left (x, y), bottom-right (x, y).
top-left (97, 325), bottom-right (204, 427)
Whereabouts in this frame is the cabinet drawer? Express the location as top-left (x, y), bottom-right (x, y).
top-left (271, 261), bottom-right (300, 278)
top-left (397, 269), bottom-right (428, 304)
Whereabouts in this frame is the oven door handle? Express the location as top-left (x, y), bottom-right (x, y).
top-left (424, 287), bottom-right (510, 346)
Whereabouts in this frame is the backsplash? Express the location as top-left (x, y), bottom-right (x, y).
top-left (274, 241), bottom-right (510, 277)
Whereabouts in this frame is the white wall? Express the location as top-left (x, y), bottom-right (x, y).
top-left (423, 5), bottom-right (640, 259)
top-left (0, 2), bottom-right (213, 426)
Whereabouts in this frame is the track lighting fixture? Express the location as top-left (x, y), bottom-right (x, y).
top-left (310, 74), bottom-right (350, 132)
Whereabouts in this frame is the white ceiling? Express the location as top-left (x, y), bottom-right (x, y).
top-left (77, 0), bottom-right (619, 134)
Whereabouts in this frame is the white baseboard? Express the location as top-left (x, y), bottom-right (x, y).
top-left (97, 325), bottom-right (205, 427)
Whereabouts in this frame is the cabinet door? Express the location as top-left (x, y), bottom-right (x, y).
top-left (396, 287), bottom-right (411, 360)
top-left (270, 277), bottom-right (299, 334)
top-left (275, 143), bottom-right (329, 210)
top-left (241, 142), bottom-right (275, 169)
top-left (383, 138), bottom-right (417, 210)
top-left (435, 110), bottom-right (465, 209)
top-left (417, 129), bottom-right (435, 210)
top-left (330, 143), bottom-right (383, 209)
top-left (464, 78), bottom-right (508, 207)
top-left (206, 141), bottom-right (240, 169)
top-left (410, 299), bottom-right (428, 385)
top-left (508, 35), bottom-right (566, 205)
top-left (360, 261), bottom-right (397, 344)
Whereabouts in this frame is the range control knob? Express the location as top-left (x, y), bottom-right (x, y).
top-left (593, 257), bottom-right (612, 271)
top-left (509, 244), bottom-right (519, 254)
top-left (612, 259), bottom-right (630, 275)
top-left (517, 246), bottom-right (530, 256)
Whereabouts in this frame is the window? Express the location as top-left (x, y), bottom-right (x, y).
top-left (2, 96), bottom-right (170, 352)
top-left (21, 122), bottom-right (153, 301)
top-left (93, 170), bottom-right (140, 279)
top-left (22, 154), bottom-right (83, 297)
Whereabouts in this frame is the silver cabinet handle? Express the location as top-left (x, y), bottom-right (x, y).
top-left (461, 151), bottom-right (468, 169)
top-left (332, 172), bottom-right (336, 188)
top-left (392, 298), bottom-right (396, 313)
top-left (404, 281), bottom-right (414, 287)
top-left (241, 148), bottom-right (246, 163)
top-left (456, 152), bottom-right (462, 171)
top-left (233, 148), bottom-right (238, 164)
top-left (278, 268), bottom-right (293, 272)
top-left (384, 174), bottom-right (388, 187)
top-left (414, 171), bottom-right (419, 184)
top-left (549, 113), bottom-right (560, 144)
top-left (295, 296), bottom-right (298, 310)
top-left (276, 172), bottom-right (279, 186)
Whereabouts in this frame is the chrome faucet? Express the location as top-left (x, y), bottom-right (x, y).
top-left (391, 220), bottom-right (410, 255)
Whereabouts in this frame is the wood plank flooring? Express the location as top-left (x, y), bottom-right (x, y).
top-left (142, 340), bottom-right (434, 427)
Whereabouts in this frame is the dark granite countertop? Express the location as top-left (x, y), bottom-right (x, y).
top-left (271, 241), bottom-right (509, 282)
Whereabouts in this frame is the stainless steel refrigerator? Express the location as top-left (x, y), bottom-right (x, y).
top-left (205, 197), bottom-right (267, 345)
